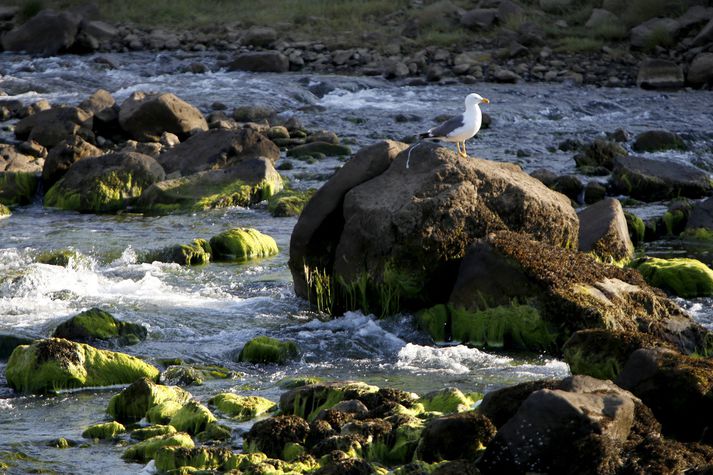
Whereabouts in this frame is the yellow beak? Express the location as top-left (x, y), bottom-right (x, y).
top-left (481, 97), bottom-right (490, 104)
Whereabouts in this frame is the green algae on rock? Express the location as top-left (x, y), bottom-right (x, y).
top-left (209, 393), bottom-right (277, 421)
top-left (81, 421), bottom-right (126, 440)
top-left (0, 172), bottom-right (38, 206)
top-left (146, 400), bottom-right (185, 425)
top-left (237, 336), bottom-right (299, 365)
top-left (36, 249), bottom-right (88, 268)
top-left (107, 377), bottom-right (191, 423)
top-left (268, 188), bottom-right (316, 217)
top-left (155, 446), bottom-right (235, 473)
top-left (169, 400), bottom-right (217, 434)
top-left (160, 363), bottom-right (237, 386)
top-left (279, 381), bottom-right (379, 422)
top-left (632, 257), bottom-right (713, 298)
top-left (417, 388), bottom-right (481, 415)
top-left (5, 338), bottom-right (159, 394)
top-left (141, 238), bottom-right (211, 266)
top-left (122, 432), bottom-right (194, 463)
top-left (244, 415), bottom-right (310, 458)
top-left (52, 307), bottom-right (147, 346)
top-left (130, 424), bottom-right (177, 441)
top-left (196, 422), bottom-right (232, 442)
top-left (210, 228), bottom-right (279, 261)
top-left (0, 203), bottom-right (11, 218)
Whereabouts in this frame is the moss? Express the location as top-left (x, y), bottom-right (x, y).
top-left (267, 188), bottom-right (315, 217)
top-left (36, 249), bottom-right (87, 267)
top-left (52, 307), bottom-right (147, 346)
top-left (279, 376), bottom-right (323, 389)
top-left (0, 172), bottom-right (38, 206)
top-left (209, 393), bottom-right (277, 421)
top-left (286, 142), bottom-right (351, 158)
top-left (147, 400), bottom-right (185, 424)
top-left (624, 212), bottom-right (645, 246)
top-left (366, 418), bottom-right (424, 465)
top-left (161, 363), bottom-right (237, 386)
top-left (282, 442), bottom-right (305, 461)
top-left (196, 422), bottom-right (232, 442)
top-left (131, 424), bottom-right (177, 440)
top-left (632, 257), bottom-right (713, 298)
top-left (415, 305), bottom-right (448, 342)
top-left (284, 382), bottom-right (379, 422)
top-left (122, 432), bottom-right (194, 463)
top-left (662, 209), bottom-right (687, 236)
top-left (418, 388), bottom-right (480, 414)
top-left (237, 336), bottom-right (299, 365)
top-left (142, 239), bottom-right (211, 266)
top-left (223, 452), bottom-right (269, 471)
top-left (169, 400), bottom-right (217, 434)
top-left (155, 446), bottom-right (234, 472)
top-left (681, 228), bottom-right (713, 242)
top-left (45, 170), bottom-right (146, 213)
top-left (209, 228), bottom-right (278, 262)
top-left (5, 338), bottom-right (159, 394)
top-left (107, 378), bottom-right (191, 423)
top-left (82, 421), bottom-right (126, 440)
top-left (0, 203), bottom-right (10, 218)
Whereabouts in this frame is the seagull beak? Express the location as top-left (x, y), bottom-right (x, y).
top-left (481, 98), bottom-right (490, 104)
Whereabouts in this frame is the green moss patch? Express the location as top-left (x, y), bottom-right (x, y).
top-left (237, 336), bottom-right (299, 365)
top-left (131, 424), bottom-right (177, 441)
top-left (632, 257), bottom-right (713, 298)
top-left (141, 238), bottom-right (211, 266)
top-left (0, 172), bottom-right (38, 206)
top-left (122, 432), bottom-right (194, 463)
top-left (0, 203), bottom-right (10, 218)
top-left (209, 393), bottom-right (277, 421)
top-left (44, 170), bottom-right (146, 213)
top-left (52, 307), bottom-right (147, 346)
top-left (418, 388), bottom-right (480, 414)
top-left (5, 338), bottom-right (159, 394)
top-left (267, 188), bottom-right (315, 217)
top-left (160, 363), bottom-right (238, 386)
top-left (107, 377), bottom-right (191, 423)
top-left (281, 381), bottom-right (379, 422)
top-left (209, 228), bottom-right (278, 261)
top-left (155, 446), bottom-right (234, 473)
top-left (169, 400), bottom-right (217, 434)
top-left (82, 421), bottom-right (126, 440)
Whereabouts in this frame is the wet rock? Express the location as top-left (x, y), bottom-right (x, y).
top-left (493, 69), bottom-right (520, 83)
top-left (419, 387), bottom-right (478, 414)
top-left (52, 307), bottom-right (147, 346)
top-left (584, 181), bottom-right (606, 204)
top-left (237, 335), bottom-right (298, 364)
top-left (42, 135), bottom-right (102, 188)
top-left (79, 89), bottom-right (119, 130)
top-left (624, 212), bottom-right (645, 245)
top-left (14, 106), bottom-right (93, 148)
top-left (0, 171), bottom-right (38, 206)
top-left (159, 363), bottom-right (235, 386)
top-left (287, 141), bottom-right (351, 158)
top-left (307, 130), bottom-right (340, 145)
top-left (156, 128), bottom-right (279, 176)
top-left (5, 338), bottom-right (159, 394)
top-left (280, 382), bottom-right (379, 422)
top-left (417, 411), bottom-right (495, 462)
top-left (0, 334), bottom-right (33, 361)
top-left (210, 228), bottom-right (279, 261)
top-left (631, 257), bottom-right (713, 298)
top-left (268, 188), bottom-right (315, 217)
top-left (610, 155), bottom-right (710, 201)
top-left (233, 105), bottom-right (276, 123)
top-left (107, 377), bottom-right (191, 423)
top-left (630, 18), bottom-right (681, 49)
top-left (636, 59), bottom-right (684, 90)
top-left (574, 138), bottom-right (626, 171)
top-left (44, 151), bottom-right (165, 213)
top-left (551, 174), bottom-right (583, 202)
top-left (0, 99), bottom-right (23, 120)
top-left (633, 129), bottom-right (686, 152)
top-left (131, 425), bottom-right (176, 441)
top-left (585, 9), bottom-right (619, 29)
top-left (685, 196), bottom-right (713, 234)
top-left (539, 0), bottom-right (573, 12)
top-left (529, 168), bottom-right (557, 187)
top-left (479, 379), bottom-right (561, 428)
top-left (1, 9), bottom-right (81, 55)
top-left (35, 249), bottom-right (85, 267)
top-left (460, 9), bottom-right (498, 30)
top-left (242, 26), bottom-right (277, 47)
top-left (78, 20), bottom-right (118, 46)
top-left (210, 393), bottom-right (276, 421)
top-left (82, 421), bottom-right (126, 440)
top-left (616, 348), bottom-right (713, 442)
top-left (244, 415), bottom-right (310, 458)
top-left (141, 239), bottom-right (211, 266)
top-left (577, 198), bottom-right (633, 262)
top-left (228, 51), bottom-right (290, 73)
top-left (118, 91), bottom-right (208, 142)
top-left (688, 53), bottom-right (713, 86)
top-left (138, 157), bottom-right (282, 214)
top-left (169, 400), bottom-right (216, 434)
top-left (154, 446), bottom-right (234, 472)
top-left (122, 432), bottom-right (194, 463)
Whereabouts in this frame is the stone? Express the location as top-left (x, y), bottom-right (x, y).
top-left (636, 59), bottom-right (684, 89)
top-left (577, 198), bottom-right (634, 262)
top-left (210, 228), bottom-right (279, 262)
top-left (42, 136), bottom-right (102, 187)
top-left (551, 174), bottom-right (583, 202)
top-left (119, 91), bottom-right (208, 142)
top-left (687, 53), bottom-right (713, 86)
top-left (677, 5), bottom-right (713, 29)
top-left (0, 171), bottom-right (38, 206)
top-left (610, 155), bottom-right (710, 201)
top-left (631, 257), bottom-right (713, 298)
top-left (280, 381), bottom-right (379, 422)
top-left (15, 106), bottom-right (93, 149)
top-left (585, 9), bottom-right (619, 29)
top-left (82, 421), bottom-right (126, 440)
top-left (686, 196), bottom-right (713, 233)
top-left (5, 338), bottom-right (159, 394)
top-left (584, 181), bottom-right (606, 204)
top-left (210, 393), bottom-right (277, 421)
top-left (169, 400), bottom-right (216, 435)
top-left (632, 130), bottom-right (686, 152)
top-left (52, 307), bottom-right (147, 346)
top-left (122, 433), bottom-right (194, 463)
top-left (460, 9), bottom-right (498, 29)
top-left (1, 9), bottom-right (81, 55)
top-left (493, 69), bottom-right (520, 83)
top-left (237, 336), bottom-right (298, 364)
top-left (268, 188), bottom-right (315, 217)
top-left (79, 89), bottom-right (118, 125)
top-left (233, 105), bottom-right (276, 123)
top-left (242, 26), bottom-right (277, 47)
top-left (630, 18), bottom-right (681, 49)
top-left (382, 59), bottom-right (410, 79)
top-left (286, 141), bottom-right (351, 158)
top-left (243, 415), bottom-right (310, 458)
top-left (107, 377), bottom-right (191, 423)
top-left (692, 18), bottom-right (713, 46)
top-left (0, 334), bottom-right (33, 361)
top-left (539, 0), bottom-right (573, 12)
top-left (228, 51), bottom-right (290, 73)
top-left (417, 412), bottom-right (496, 462)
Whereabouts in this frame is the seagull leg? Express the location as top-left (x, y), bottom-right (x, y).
top-left (454, 142), bottom-right (461, 157)
top-left (461, 142), bottom-right (468, 158)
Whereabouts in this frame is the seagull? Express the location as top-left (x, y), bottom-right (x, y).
top-left (418, 93), bottom-right (490, 158)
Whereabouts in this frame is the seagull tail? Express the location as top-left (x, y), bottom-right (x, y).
top-left (417, 131), bottom-right (432, 140)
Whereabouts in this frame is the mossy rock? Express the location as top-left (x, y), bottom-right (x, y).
top-left (122, 432), bottom-right (194, 463)
top-left (131, 424), bottom-right (177, 441)
top-left (418, 388), bottom-right (480, 414)
top-left (286, 141), bottom-right (351, 158)
top-left (279, 381), bottom-right (379, 422)
top-left (155, 446), bottom-right (235, 473)
top-left (160, 363), bottom-right (237, 386)
top-left (624, 212), bottom-right (645, 246)
top-left (681, 227), bottom-right (713, 242)
top-left (196, 422), bottom-right (232, 442)
top-left (107, 377), bottom-right (191, 423)
top-left (141, 239), bottom-right (211, 266)
top-left (52, 308), bottom-right (147, 346)
top-left (0, 172), bottom-right (38, 206)
top-left (0, 203), bottom-right (11, 218)
top-left (278, 376), bottom-right (323, 389)
top-left (631, 257), bottom-right (713, 298)
top-left (169, 400), bottom-right (217, 434)
top-left (82, 421), bottom-right (126, 440)
top-left (36, 249), bottom-right (88, 268)
top-left (416, 304), bottom-right (557, 352)
top-left (209, 393), bottom-right (277, 421)
top-left (267, 188), bottom-right (315, 217)
top-left (0, 334), bottom-right (33, 361)
top-left (209, 228), bottom-right (278, 261)
top-left (147, 400), bottom-right (185, 425)
top-left (5, 338), bottom-right (159, 394)
top-left (237, 336), bottom-right (299, 365)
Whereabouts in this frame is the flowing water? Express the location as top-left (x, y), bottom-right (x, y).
top-left (1, 50), bottom-right (712, 473)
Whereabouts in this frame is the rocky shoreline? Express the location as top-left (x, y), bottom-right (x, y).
top-left (0, 2), bottom-right (712, 89)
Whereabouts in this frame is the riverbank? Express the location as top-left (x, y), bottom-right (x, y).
top-left (1, 1), bottom-right (712, 89)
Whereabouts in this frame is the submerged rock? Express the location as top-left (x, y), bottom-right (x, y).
top-left (237, 336), bottom-right (299, 365)
top-left (52, 307), bottom-right (147, 346)
top-left (632, 130), bottom-right (687, 152)
top-left (160, 363), bottom-right (236, 386)
top-left (141, 239), bottom-right (211, 265)
top-left (210, 228), bottom-right (279, 261)
top-left (279, 381), bottom-right (379, 422)
top-left (130, 424), bottom-right (176, 441)
top-left (169, 400), bottom-right (216, 435)
top-left (118, 91), bottom-right (208, 142)
top-left (82, 421), bottom-right (126, 440)
top-left (631, 257), bottom-right (713, 298)
top-left (107, 377), bottom-right (191, 423)
top-left (0, 172), bottom-right (39, 206)
top-left (5, 338), bottom-right (159, 394)
top-left (268, 188), bottom-right (316, 217)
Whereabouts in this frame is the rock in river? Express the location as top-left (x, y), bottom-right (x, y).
top-left (119, 91), bottom-right (208, 142)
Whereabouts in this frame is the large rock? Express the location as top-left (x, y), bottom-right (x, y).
top-left (416, 411), bottom-right (496, 462)
top-left (42, 135), bottom-right (102, 187)
top-left (460, 9), bottom-right (498, 29)
top-left (228, 52), bottom-right (290, 73)
top-left (585, 9), bottom-right (619, 29)
top-left (630, 18), bottom-right (681, 49)
top-left (478, 375), bottom-right (637, 475)
top-left (79, 89), bottom-right (119, 127)
top-left (1, 9), bottom-right (80, 55)
top-left (290, 142), bottom-right (579, 316)
top-left (0, 171), bottom-right (39, 206)
top-left (108, 377), bottom-right (191, 423)
top-left (687, 52), bottom-right (713, 86)
top-left (118, 92), bottom-right (208, 142)
top-left (137, 158), bottom-right (282, 214)
top-left (241, 26), bottom-right (277, 47)
top-left (243, 415), bottom-right (310, 458)
top-left (52, 307), bottom-right (147, 346)
top-left (14, 106), bottom-right (93, 148)
top-left (636, 59), bottom-right (684, 89)
top-left (631, 257), bottom-right (713, 298)
top-left (44, 151), bottom-right (165, 213)
top-left (610, 155), bottom-right (712, 201)
top-left (5, 338), bottom-right (159, 394)
top-left (577, 198), bottom-right (634, 262)
top-left (156, 128), bottom-right (279, 176)
top-left (686, 196), bottom-right (713, 232)
top-left (632, 129), bottom-right (686, 152)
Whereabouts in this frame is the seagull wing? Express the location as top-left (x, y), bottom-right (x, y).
top-left (423, 114), bottom-right (465, 139)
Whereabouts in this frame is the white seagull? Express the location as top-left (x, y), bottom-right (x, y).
top-left (418, 93), bottom-right (490, 158)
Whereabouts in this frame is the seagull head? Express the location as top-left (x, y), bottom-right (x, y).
top-left (466, 93), bottom-right (490, 107)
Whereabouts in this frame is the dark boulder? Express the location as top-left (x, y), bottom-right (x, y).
top-left (243, 415), bottom-right (310, 458)
top-left (1, 9), bottom-right (80, 55)
top-left (14, 106), bottom-right (93, 148)
top-left (416, 411), bottom-right (496, 462)
top-left (636, 59), bottom-right (684, 90)
top-left (42, 135), bottom-right (102, 187)
top-left (228, 52), bottom-right (290, 73)
top-left (119, 91), bottom-right (208, 142)
top-left (52, 307), bottom-right (147, 346)
top-left (632, 130), bottom-right (687, 152)
top-left (573, 138), bottom-right (627, 171)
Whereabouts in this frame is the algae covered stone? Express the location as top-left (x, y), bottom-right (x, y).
top-left (0, 172), bottom-right (38, 206)
top-left (141, 239), bottom-right (211, 266)
top-left (146, 400), bottom-right (185, 425)
top-left (5, 338), bottom-right (159, 394)
top-left (169, 400), bottom-right (216, 434)
top-left (107, 377), bottom-right (191, 423)
top-left (418, 387), bottom-right (480, 414)
top-left (268, 188), bottom-right (315, 217)
top-left (632, 257), bottom-right (713, 298)
top-left (160, 363), bottom-right (237, 386)
top-left (122, 432), bottom-right (194, 463)
top-left (82, 421), bottom-right (126, 440)
top-left (209, 393), bottom-right (277, 421)
top-left (0, 334), bottom-right (32, 361)
top-left (237, 336), bottom-right (299, 365)
top-left (131, 424), bottom-right (177, 441)
top-left (155, 446), bottom-right (234, 473)
top-left (209, 228), bottom-right (278, 261)
top-left (0, 204), bottom-right (10, 218)
top-left (52, 308), bottom-right (147, 346)
top-left (36, 249), bottom-right (87, 268)
top-left (244, 415), bottom-right (310, 458)
top-left (279, 381), bottom-right (379, 422)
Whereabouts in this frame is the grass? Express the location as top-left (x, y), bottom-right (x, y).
top-left (554, 36), bottom-right (603, 53)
